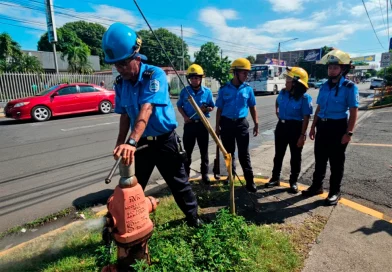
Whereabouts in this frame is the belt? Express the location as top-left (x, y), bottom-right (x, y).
top-left (141, 131), bottom-right (173, 141)
top-left (222, 116), bottom-right (245, 122)
top-left (319, 118), bottom-right (347, 122)
top-left (191, 119), bottom-right (201, 123)
top-left (279, 119), bottom-right (302, 123)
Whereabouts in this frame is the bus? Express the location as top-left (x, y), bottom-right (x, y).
top-left (247, 64), bottom-right (286, 95)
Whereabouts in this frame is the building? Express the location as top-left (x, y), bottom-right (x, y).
top-left (22, 50), bottom-right (101, 73)
top-left (256, 48), bottom-right (324, 67)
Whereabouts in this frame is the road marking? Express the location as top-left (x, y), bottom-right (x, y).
top-left (61, 122), bottom-right (118, 131)
top-left (351, 143), bottom-right (392, 148)
top-left (31, 115), bottom-right (117, 127)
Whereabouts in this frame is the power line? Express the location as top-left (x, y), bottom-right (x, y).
top-left (378, 0), bottom-right (388, 36)
top-left (387, 0), bottom-right (389, 42)
top-left (362, 0), bottom-right (386, 50)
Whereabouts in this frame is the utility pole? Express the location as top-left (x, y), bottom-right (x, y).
top-left (181, 25), bottom-right (184, 72)
top-left (45, 0), bottom-right (58, 73)
top-left (278, 42), bottom-right (281, 66)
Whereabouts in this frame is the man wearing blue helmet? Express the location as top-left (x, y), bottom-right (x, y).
top-left (102, 22), bottom-right (202, 227)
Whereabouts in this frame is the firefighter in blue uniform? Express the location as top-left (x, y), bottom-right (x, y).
top-left (177, 64), bottom-right (215, 185)
top-left (265, 67), bottom-right (313, 193)
top-left (302, 49), bottom-right (359, 206)
top-left (215, 58), bottom-right (259, 193)
top-left (102, 22), bottom-right (202, 227)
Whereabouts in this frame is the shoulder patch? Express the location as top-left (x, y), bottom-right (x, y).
top-left (115, 75), bottom-right (123, 85)
top-left (342, 79), bottom-right (354, 88)
top-left (149, 79), bottom-right (160, 92)
top-left (142, 69), bottom-right (155, 79)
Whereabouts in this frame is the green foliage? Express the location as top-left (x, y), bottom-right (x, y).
top-left (246, 55), bottom-right (256, 64)
top-left (133, 209), bottom-right (299, 272)
top-left (61, 44), bottom-right (93, 74)
top-left (138, 28), bottom-right (191, 70)
top-left (0, 32), bottom-right (42, 72)
top-left (374, 95), bottom-right (392, 106)
top-left (194, 42), bottom-right (231, 85)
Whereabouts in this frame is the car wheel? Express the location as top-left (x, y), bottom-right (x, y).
top-left (273, 85), bottom-right (278, 95)
top-left (31, 106), bottom-right (51, 122)
top-left (99, 100), bottom-right (112, 114)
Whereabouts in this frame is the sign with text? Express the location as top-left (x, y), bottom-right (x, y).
top-left (351, 55), bottom-right (375, 63)
top-left (45, 0), bottom-right (57, 43)
top-left (380, 52), bottom-right (391, 68)
top-left (303, 49), bottom-right (322, 61)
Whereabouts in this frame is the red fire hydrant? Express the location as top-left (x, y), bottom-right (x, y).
top-left (102, 161), bottom-right (159, 272)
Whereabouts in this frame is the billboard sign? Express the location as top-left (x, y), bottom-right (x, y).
top-left (45, 0), bottom-right (57, 43)
top-left (303, 49), bottom-right (322, 61)
top-left (351, 55), bottom-right (375, 63)
top-left (265, 58), bottom-right (286, 66)
top-left (380, 52), bottom-right (392, 68)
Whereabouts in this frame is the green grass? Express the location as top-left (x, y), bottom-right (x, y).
top-left (373, 95), bottom-right (392, 106)
top-left (0, 182), bottom-right (327, 272)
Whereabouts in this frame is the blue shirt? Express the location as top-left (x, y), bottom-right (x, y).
top-left (114, 63), bottom-right (177, 137)
top-left (215, 82), bottom-right (256, 119)
top-left (277, 91), bottom-right (313, 121)
top-left (316, 77), bottom-right (359, 119)
top-left (176, 86), bottom-right (215, 119)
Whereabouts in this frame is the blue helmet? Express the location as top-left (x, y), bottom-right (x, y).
top-left (102, 22), bottom-right (147, 64)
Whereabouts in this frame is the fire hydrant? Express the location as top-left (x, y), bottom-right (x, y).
top-left (102, 161), bottom-right (159, 272)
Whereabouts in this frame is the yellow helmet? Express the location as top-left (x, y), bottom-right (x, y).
top-left (230, 58), bottom-right (251, 72)
top-left (284, 67), bottom-right (309, 89)
top-left (186, 64), bottom-right (204, 77)
top-left (320, 49), bottom-right (351, 65)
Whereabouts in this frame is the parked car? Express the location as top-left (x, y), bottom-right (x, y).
top-left (4, 83), bottom-right (115, 122)
top-left (370, 78), bottom-right (385, 89)
top-left (314, 79), bottom-right (328, 89)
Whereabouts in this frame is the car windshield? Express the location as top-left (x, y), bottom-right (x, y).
top-left (35, 85), bottom-right (59, 96)
top-left (248, 66), bottom-right (268, 82)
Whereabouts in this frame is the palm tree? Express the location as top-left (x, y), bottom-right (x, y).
top-left (0, 33), bottom-right (23, 72)
top-left (17, 54), bottom-right (43, 73)
top-left (61, 44), bottom-right (93, 74)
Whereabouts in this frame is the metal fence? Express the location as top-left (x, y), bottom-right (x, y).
top-left (167, 74), bottom-right (221, 96)
top-left (0, 72), bottom-right (113, 102)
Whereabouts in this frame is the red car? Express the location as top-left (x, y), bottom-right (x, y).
top-left (4, 83), bottom-right (115, 122)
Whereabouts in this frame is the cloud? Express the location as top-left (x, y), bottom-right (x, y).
top-left (198, 7), bottom-right (279, 60)
top-left (267, 0), bottom-right (311, 13)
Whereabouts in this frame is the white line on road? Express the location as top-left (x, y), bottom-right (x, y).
top-left (61, 122), bottom-right (118, 131)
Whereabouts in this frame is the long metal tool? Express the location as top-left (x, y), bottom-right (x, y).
top-left (133, 0), bottom-right (235, 214)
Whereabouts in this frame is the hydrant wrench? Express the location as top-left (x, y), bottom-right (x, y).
top-left (105, 145), bottom-right (148, 184)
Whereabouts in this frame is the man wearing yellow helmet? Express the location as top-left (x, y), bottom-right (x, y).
top-left (265, 67), bottom-right (313, 193)
top-left (302, 49), bottom-right (359, 206)
top-left (177, 64), bottom-right (215, 185)
top-left (215, 58), bottom-right (259, 192)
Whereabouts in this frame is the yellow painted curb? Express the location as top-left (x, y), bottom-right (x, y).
top-left (350, 143), bottom-right (392, 147)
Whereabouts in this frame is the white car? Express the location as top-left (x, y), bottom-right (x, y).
top-left (370, 78), bottom-right (385, 89)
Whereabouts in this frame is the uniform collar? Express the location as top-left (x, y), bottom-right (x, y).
top-left (137, 62), bottom-right (148, 82)
top-left (228, 81), bottom-right (247, 90)
top-left (191, 86), bottom-right (205, 95)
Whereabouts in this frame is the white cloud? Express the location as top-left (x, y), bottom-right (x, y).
top-left (260, 18), bottom-right (318, 34)
top-left (165, 27), bottom-right (197, 38)
top-left (198, 7), bottom-right (279, 60)
top-left (188, 45), bottom-right (200, 60)
top-left (267, 0), bottom-right (310, 13)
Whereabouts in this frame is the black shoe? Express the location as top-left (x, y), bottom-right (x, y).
top-left (186, 215), bottom-right (204, 228)
top-left (301, 185), bottom-right (323, 197)
top-left (265, 177), bottom-right (280, 188)
top-left (202, 175), bottom-right (211, 185)
top-left (288, 183), bottom-right (299, 194)
top-left (325, 192), bottom-right (341, 206)
top-left (246, 181), bottom-right (257, 193)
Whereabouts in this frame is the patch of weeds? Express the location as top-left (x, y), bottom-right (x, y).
top-left (0, 207), bottom-right (75, 239)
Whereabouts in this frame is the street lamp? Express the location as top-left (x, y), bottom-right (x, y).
top-left (278, 38), bottom-right (298, 66)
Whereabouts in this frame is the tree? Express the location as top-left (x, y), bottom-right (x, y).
top-left (38, 22), bottom-right (107, 65)
top-left (61, 44), bottom-right (93, 74)
top-left (194, 42), bottom-right (231, 85)
top-left (137, 28), bottom-right (190, 70)
top-left (0, 33), bottom-right (42, 72)
top-left (246, 55), bottom-right (255, 64)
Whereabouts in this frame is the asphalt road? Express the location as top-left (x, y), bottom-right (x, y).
top-left (0, 83), bottom-right (380, 232)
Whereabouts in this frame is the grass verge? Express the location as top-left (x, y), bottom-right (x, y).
top-left (0, 182), bottom-right (327, 272)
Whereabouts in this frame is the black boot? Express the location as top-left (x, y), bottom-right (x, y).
top-left (186, 214), bottom-right (204, 228)
top-left (325, 192), bottom-right (341, 206)
top-left (288, 182), bottom-right (299, 194)
top-left (265, 177), bottom-right (280, 188)
top-left (246, 180), bottom-right (257, 192)
top-left (202, 174), bottom-right (211, 185)
top-left (301, 184), bottom-right (323, 197)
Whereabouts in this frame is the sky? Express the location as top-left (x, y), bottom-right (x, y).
top-left (0, 0), bottom-right (390, 67)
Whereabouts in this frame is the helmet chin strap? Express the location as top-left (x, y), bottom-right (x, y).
top-left (234, 70), bottom-right (244, 85)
